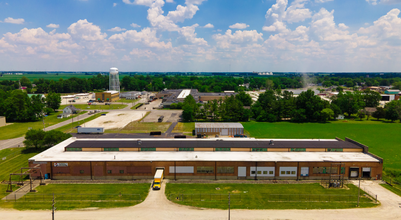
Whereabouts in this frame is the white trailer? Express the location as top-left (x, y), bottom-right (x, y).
top-left (77, 127), bottom-right (104, 134)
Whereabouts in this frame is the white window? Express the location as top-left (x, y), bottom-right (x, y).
top-left (300, 167), bottom-right (309, 177)
top-left (250, 167), bottom-right (275, 177)
top-left (279, 167), bottom-right (297, 177)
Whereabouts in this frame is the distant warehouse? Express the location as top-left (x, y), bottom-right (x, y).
top-left (29, 137), bottom-right (383, 181)
top-left (195, 123), bottom-right (244, 136)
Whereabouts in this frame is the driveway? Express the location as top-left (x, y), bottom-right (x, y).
top-left (1, 180), bottom-right (400, 220)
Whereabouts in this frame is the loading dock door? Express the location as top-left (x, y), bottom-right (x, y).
top-left (221, 129), bottom-right (228, 136)
top-left (238, 167), bottom-right (246, 177)
top-left (349, 167), bottom-right (359, 178)
top-left (362, 167), bottom-right (371, 178)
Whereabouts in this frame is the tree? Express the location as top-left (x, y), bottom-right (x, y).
top-left (20, 76), bottom-right (32, 88)
top-left (372, 107), bottom-right (386, 120)
top-left (43, 130), bottom-right (72, 147)
top-left (363, 89), bottom-right (381, 107)
top-left (24, 129), bottom-right (46, 148)
top-left (332, 91), bottom-right (365, 117)
top-left (182, 94), bottom-right (197, 122)
top-left (265, 80), bottom-right (274, 90)
top-left (235, 91), bottom-right (252, 106)
top-left (357, 110), bottom-right (366, 120)
top-left (295, 90), bottom-right (328, 122)
top-left (46, 92), bottom-right (61, 111)
top-left (385, 100), bottom-right (401, 122)
top-left (321, 108), bottom-right (334, 122)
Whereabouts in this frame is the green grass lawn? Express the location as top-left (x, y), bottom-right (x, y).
top-left (0, 111), bottom-right (86, 140)
top-left (106, 122), bottom-right (171, 134)
top-left (0, 148), bottom-right (42, 182)
top-left (166, 183), bottom-right (377, 209)
top-left (242, 120), bottom-right (401, 171)
top-left (60, 104), bottom-right (127, 110)
top-left (53, 112), bottom-right (108, 133)
top-left (380, 184), bottom-right (401, 197)
top-left (0, 184), bottom-right (20, 199)
top-left (3, 183), bottom-right (150, 210)
top-left (172, 122), bottom-right (194, 135)
top-left (117, 98), bottom-right (140, 104)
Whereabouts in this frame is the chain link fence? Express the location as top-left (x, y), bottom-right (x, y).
top-left (2, 193), bottom-right (142, 202)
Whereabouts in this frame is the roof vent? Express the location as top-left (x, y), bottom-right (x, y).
top-left (269, 140), bottom-right (274, 145)
top-left (137, 140), bottom-right (142, 145)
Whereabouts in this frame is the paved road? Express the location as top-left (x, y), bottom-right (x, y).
top-left (0, 113), bottom-right (92, 151)
top-left (0, 180), bottom-right (400, 220)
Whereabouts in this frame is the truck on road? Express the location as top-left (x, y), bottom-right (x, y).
top-left (152, 169), bottom-right (164, 190)
top-left (77, 127), bottom-right (104, 134)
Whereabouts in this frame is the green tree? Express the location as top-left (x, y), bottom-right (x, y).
top-left (235, 91), bottom-right (252, 106)
top-left (321, 108), bottom-right (334, 122)
top-left (357, 110), bottom-right (366, 120)
top-left (43, 130), bottom-right (72, 147)
top-left (372, 107), bottom-right (386, 120)
top-left (385, 100), bottom-right (401, 122)
top-left (20, 76), bottom-right (32, 88)
top-left (332, 91), bottom-right (365, 117)
top-left (46, 92), bottom-right (61, 111)
top-left (265, 80), bottom-right (274, 90)
top-left (24, 129), bottom-right (46, 148)
top-left (363, 89), bottom-right (381, 107)
top-left (295, 90), bottom-right (328, 122)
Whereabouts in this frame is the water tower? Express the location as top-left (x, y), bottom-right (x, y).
top-left (109, 67), bottom-right (120, 92)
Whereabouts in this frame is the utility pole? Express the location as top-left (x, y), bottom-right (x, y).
top-left (52, 193), bottom-right (56, 220)
top-left (228, 193), bottom-right (231, 220)
top-left (357, 177), bottom-right (361, 207)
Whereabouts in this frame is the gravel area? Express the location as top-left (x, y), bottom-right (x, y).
top-left (82, 111), bottom-right (147, 130)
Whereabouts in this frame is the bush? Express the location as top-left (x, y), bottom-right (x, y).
top-left (24, 129), bottom-right (72, 148)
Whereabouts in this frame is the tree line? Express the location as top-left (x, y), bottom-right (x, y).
top-left (0, 89), bottom-right (61, 122)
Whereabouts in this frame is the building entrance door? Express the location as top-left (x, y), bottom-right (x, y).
top-left (238, 167), bottom-right (246, 177)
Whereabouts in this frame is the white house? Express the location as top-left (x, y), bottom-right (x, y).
top-left (336, 114), bottom-right (345, 120)
top-left (62, 105), bottom-right (80, 116)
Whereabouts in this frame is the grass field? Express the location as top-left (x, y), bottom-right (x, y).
top-left (380, 184), bottom-right (401, 197)
top-left (0, 148), bottom-right (42, 182)
top-left (106, 121), bottom-right (171, 134)
top-left (53, 112), bottom-right (108, 133)
top-left (242, 120), bottom-right (401, 171)
top-left (0, 184), bottom-right (20, 198)
top-left (0, 183), bottom-right (150, 210)
top-left (0, 111), bottom-right (87, 140)
top-left (166, 183), bottom-right (377, 209)
top-left (172, 122), bottom-right (194, 135)
top-left (60, 104), bottom-right (127, 110)
top-left (117, 98), bottom-right (140, 104)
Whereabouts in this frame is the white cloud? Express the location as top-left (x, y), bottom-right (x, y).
top-left (359, 8), bottom-right (401, 39)
top-left (108, 27), bottom-right (127, 32)
top-left (68, 19), bottom-right (107, 41)
top-left (310, 8), bottom-right (354, 41)
top-left (167, 4), bottom-right (199, 23)
top-left (113, 3), bottom-right (117, 7)
top-left (381, 0), bottom-right (401, 4)
top-left (109, 28), bottom-right (172, 49)
top-left (130, 48), bottom-right (157, 58)
top-left (213, 29), bottom-right (263, 48)
top-left (3, 17), bottom-right (24, 24)
top-left (179, 24), bottom-right (208, 45)
top-left (315, 0), bottom-right (333, 2)
top-left (166, 0), bottom-right (174, 2)
top-left (46, 24), bottom-right (60, 28)
top-left (185, 0), bottom-right (207, 5)
top-left (123, 0), bottom-right (155, 6)
top-left (366, 0), bottom-right (378, 5)
top-left (229, 23), bottom-right (249, 29)
top-left (130, 23), bottom-right (141, 28)
top-left (204, 23), bottom-right (214, 28)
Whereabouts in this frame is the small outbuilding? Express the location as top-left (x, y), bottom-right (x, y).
top-left (0, 116), bottom-right (6, 127)
top-left (195, 123), bottom-right (244, 136)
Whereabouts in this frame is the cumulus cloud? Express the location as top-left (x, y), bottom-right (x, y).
top-left (46, 24), bottom-right (60, 28)
top-left (130, 23), bottom-right (141, 28)
top-left (229, 23), bottom-right (249, 29)
top-left (179, 24), bottom-right (208, 45)
top-left (3, 17), bottom-right (25, 24)
top-left (109, 28), bottom-right (172, 49)
top-left (213, 29), bottom-right (263, 48)
top-left (113, 3), bottom-right (117, 7)
top-left (315, 0), bottom-right (333, 2)
top-left (108, 27), bottom-right (127, 32)
top-left (310, 8), bottom-right (354, 41)
top-left (123, 0), bottom-right (155, 6)
top-left (359, 8), bottom-right (401, 39)
top-left (204, 23), bottom-right (214, 28)
top-left (68, 19), bottom-right (107, 41)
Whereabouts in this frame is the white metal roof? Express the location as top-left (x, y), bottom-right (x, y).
top-left (29, 138), bottom-right (379, 163)
top-left (195, 123), bottom-right (244, 129)
top-left (177, 89), bottom-right (191, 99)
top-left (104, 91), bottom-right (119, 94)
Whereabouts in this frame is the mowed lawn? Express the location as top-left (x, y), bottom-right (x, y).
top-left (172, 122), bottom-right (195, 135)
top-left (166, 183), bottom-right (376, 209)
top-left (60, 104), bottom-right (127, 110)
top-left (9, 184), bottom-right (150, 210)
top-left (242, 121), bottom-right (401, 171)
top-left (107, 122), bottom-right (172, 133)
top-left (0, 148), bottom-right (41, 182)
top-left (0, 111), bottom-right (87, 140)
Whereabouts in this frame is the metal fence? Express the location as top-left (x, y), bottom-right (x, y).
top-left (2, 193), bottom-right (143, 202)
top-left (167, 193), bottom-right (375, 204)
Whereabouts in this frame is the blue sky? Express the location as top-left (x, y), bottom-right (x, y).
top-left (0, 0), bottom-right (401, 72)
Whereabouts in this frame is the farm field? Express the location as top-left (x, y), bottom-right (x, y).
top-left (0, 183), bottom-right (150, 210)
top-left (60, 104), bottom-right (127, 110)
top-left (0, 148), bottom-right (41, 182)
top-left (172, 122), bottom-right (195, 135)
top-left (166, 183), bottom-right (377, 209)
top-left (0, 111), bottom-right (87, 140)
top-left (242, 121), bottom-right (401, 171)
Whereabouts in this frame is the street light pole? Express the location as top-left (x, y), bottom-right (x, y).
top-left (357, 177), bottom-right (361, 207)
top-left (228, 193), bottom-right (231, 220)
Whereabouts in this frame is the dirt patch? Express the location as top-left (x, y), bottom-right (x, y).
top-left (82, 111), bottom-right (147, 130)
top-left (103, 121), bottom-right (113, 124)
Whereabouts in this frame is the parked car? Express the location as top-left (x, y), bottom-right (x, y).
top-left (105, 103), bottom-right (111, 105)
top-left (101, 114), bottom-right (106, 116)
top-left (234, 134), bottom-right (247, 138)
